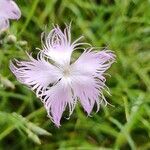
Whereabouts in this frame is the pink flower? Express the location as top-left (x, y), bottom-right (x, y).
top-left (10, 25), bottom-right (115, 127)
top-left (0, 0), bottom-right (21, 31)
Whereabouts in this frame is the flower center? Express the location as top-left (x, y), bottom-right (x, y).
top-left (63, 67), bottom-right (71, 77)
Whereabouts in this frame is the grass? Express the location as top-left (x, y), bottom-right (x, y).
top-left (0, 0), bottom-right (150, 149)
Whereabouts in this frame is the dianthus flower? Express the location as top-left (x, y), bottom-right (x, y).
top-left (10, 25), bottom-right (115, 127)
top-left (0, 0), bottom-right (21, 31)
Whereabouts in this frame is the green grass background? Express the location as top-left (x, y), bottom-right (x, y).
top-left (0, 0), bottom-right (150, 149)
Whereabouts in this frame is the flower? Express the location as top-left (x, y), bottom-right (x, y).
top-left (10, 25), bottom-right (115, 127)
top-left (0, 0), bottom-right (21, 31)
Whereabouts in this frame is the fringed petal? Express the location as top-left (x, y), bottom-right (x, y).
top-left (42, 80), bottom-right (76, 127)
top-left (70, 49), bottom-right (115, 114)
top-left (70, 75), bottom-right (100, 114)
top-left (72, 49), bottom-right (115, 76)
top-left (41, 24), bottom-right (87, 65)
top-left (10, 52), bottom-right (62, 97)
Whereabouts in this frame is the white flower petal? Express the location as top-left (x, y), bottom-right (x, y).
top-left (72, 49), bottom-right (115, 77)
top-left (41, 25), bottom-right (86, 65)
top-left (0, 17), bottom-right (9, 31)
top-left (42, 79), bottom-right (76, 127)
top-left (70, 75), bottom-right (100, 114)
top-left (10, 52), bottom-right (62, 97)
top-left (0, 0), bottom-right (21, 19)
top-left (69, 49), bottom-right (115, 114)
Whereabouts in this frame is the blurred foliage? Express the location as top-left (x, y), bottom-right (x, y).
top-left (0, 0), bottom-right (150, 149)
